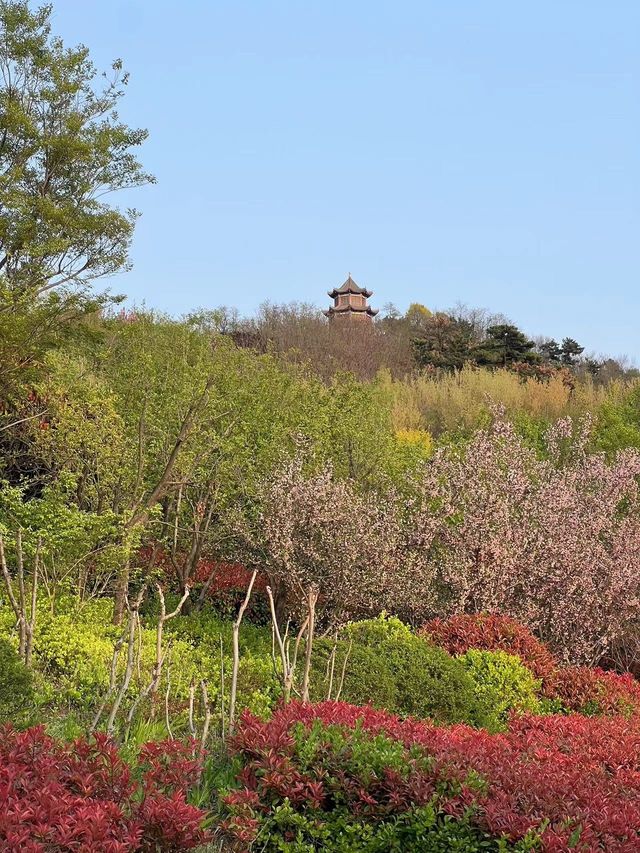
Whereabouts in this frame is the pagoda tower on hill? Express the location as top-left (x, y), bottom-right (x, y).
top-left (324, 275), bottom-right (379, 323)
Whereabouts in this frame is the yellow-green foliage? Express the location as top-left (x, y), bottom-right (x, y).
top-left (387, 365), bottom-right (616, 437)
top-left (0, 597), bottom-right (279, 719)
top-left (395, 428), bottom-right (434, 459)
top-left (459, 649), bottom-right (541, 731)
top-left (0, 637), bottom-right (34, 725)
top-left (593, 384), bottom-right (640, 456)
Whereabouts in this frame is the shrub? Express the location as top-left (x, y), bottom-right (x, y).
top-left (0, 637), bottom-right (33, 725)
top-left (0, 725), bottom-right (210, 851)
top-left (223, 700), bottom-right (640, 852)
top-left (548, 665), bottom-right (640, 716)
top-left (191, 560), bottom-right (270, 623)
top-left (223, 712), bottom-right (519, 852)
top-left (384, 634), bottom-right (484, 725)
top-left (420, 613), bottom-right (557, 684)
top-left (309, 637), bottom-right (398, 708)
top-left (244, 799), bottom-right (500, 853)
top-left (312, 616), bottom-right (485, 726)
top-left (30, 598), bottom-right (217, 710)
top-left (459, 649), bottom-right (541, 731)
top-left (344, 613), bottom-right (415, 647)
top-left (0, 597), bottom-right (279, 722)
top-left (165, 608), bottom-right (280, 718)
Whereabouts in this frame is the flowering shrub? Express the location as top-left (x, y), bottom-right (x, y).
top-left (548, 665), bottom-right (640, 716)
top-left (410, 415), bottom-right (640, 664)
top-left (420, 613), bottom-right (557, 684)
top-left (222, 700), bottom-right (640, 852)
top-left (0, 725), bottom-right (210, 852)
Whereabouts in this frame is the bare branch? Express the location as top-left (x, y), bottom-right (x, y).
top-left (229, 569), bottom-right (257, 734)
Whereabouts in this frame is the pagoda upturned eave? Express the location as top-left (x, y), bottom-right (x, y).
top-left (324, 305), bottom-right (379, 317)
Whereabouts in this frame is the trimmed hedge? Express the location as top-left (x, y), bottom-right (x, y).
top-left (310, 616), bottom-right (487, 727)
top-left (459, 649), bottom-right (541, 731)
top-left (420, 613), bottom-right (557, 684)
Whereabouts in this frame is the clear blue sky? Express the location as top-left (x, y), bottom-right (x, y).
top-left (50, 1), bottom-right (639, 359)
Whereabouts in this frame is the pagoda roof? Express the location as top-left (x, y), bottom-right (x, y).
top-left (327, 275), bottom-right (373, 299)
top-left (324, 304), bottom-right (379, 318)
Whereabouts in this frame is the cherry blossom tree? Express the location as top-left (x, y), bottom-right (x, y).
top-left (410, 410), bottom-right (640, 664)
top-left (243, 453), bottom-right (405, 628)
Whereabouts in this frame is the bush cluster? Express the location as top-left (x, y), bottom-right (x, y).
top-left (0, 725), bottom-right (209, 852)
top-left (222, 700), bottom-right (640, 852)
top-left (547, 665), bottom-right (640, 717)
top-left (0, 597), bottom-right (280, 727)
top-left (420, 613), bottom-right (557, 684)
top-left (310, 616), bottom-right (487, 726)
top-left (421, 614), bottom-right (640, 721)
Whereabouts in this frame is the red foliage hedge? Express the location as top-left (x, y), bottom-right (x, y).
top-left (226, 700), bottom-right (640, 852)
top-left (420, 613), bottom-right (558, 683)
top-left (0, 726), bottom-right (210, 852)
top-left (548, 665), bottom-right (640, 715)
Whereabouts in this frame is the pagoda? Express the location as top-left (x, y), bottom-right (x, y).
top-left (324, 275), bottom-right (379, 323)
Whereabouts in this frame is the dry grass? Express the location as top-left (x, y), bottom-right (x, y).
top-left (383, 365), bottom-right (636, 435)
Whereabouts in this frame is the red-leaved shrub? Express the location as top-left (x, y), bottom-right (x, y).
top-left (0, 726), bottom-right (210, 852)
top-left (548, 666), bottom-right (640, 716)
top-left (193, 560), bottom-right (269, 620)
top-left (420, 613), bottom-right (557, 684)
top-left (225, 700), bottom-right (640, 852)
top-left (192, 559), bottom-right (266, 594)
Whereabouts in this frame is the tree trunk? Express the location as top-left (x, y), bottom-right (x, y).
top-left (112, 559), bottom-right (130, 625)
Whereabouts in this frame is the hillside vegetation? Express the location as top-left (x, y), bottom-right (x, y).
top-left (3, 3), bottom-right (640, 851)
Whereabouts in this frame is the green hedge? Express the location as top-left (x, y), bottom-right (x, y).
top-left (311, 616), bottom-right (487, 726)
top-left (0, 637), bottom-right (34, 726)
top-left (458, 649), bottom-right (541, 731)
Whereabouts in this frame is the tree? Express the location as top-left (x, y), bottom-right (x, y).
top-left (539, 339), bottom-right (562, 363)
top-left (404, 303), bottom-right (432, 333)
top-left (560, 337), bottom-right (585, 366)
top-left (0, 1), bottom-right (152, 408)
top-left (409, 411), bottom-right (640, 664)
top-left (474, 324), bottom-right (537, 367)
top-left (412, 313), bottom-right (474, 371)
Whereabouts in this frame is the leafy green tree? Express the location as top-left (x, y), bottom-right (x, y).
top-left (0, 0), bottom-right (152, 408)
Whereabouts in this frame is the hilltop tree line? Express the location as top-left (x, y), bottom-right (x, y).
top-left (201, 301), bottom-right (634, 384)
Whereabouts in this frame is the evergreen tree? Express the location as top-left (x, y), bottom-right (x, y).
top-left (413, 313), bottom-right (474, 371)
top-left (475, 324), bottom-right (538, 367)
top-left (539, 339), bottom-right (562, 363)
top-left (560, 337), bottom-right (585, 366)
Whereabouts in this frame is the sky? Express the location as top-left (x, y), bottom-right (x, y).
top-left (48, 1), bottom-right (639, 359)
